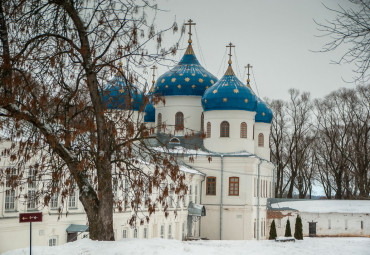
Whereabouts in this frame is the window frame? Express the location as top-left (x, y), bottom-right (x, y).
top-left (258, 133), bottom-right (264, 147)
top-left (220, 121), bottom-right (230, 138)
top-left (206, 122), bottom-right (211, 138)
top-left (240, 122), bottom-right (247, 138)
top-left (206, 177), bottom-right (216, 196)
top-left (228, 177), bottom-right (239, 196)
top-left (175, 112), bottom-right (184, 131)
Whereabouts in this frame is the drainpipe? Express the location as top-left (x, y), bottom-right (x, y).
top-left (257, 159), bottom-right (263, 240)
top-left (220, 155), bottom-right (224, 240)
top-left (199, 174), bottom-right (205, 237)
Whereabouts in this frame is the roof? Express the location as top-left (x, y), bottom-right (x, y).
top-left (202, 65), bottom-right (258, 112)
top-left (255, 99), bottom-right (273, 123)
top-left (101, 75), bottom-right (144, 111)
top-left (154, 44), bottom-right (218, 97)
top-left (66, 224), bottom-right (89, 233)
top-left (188, 202), bottom-right (206, 216)
top-left (268, 198), bottom-right (370, 214)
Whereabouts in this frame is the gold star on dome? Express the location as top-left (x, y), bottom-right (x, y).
top-left (165, 85), bottom-right (168, 88)
top-left (171, 78), bottom-right (176, 82)
top-left (223, 98), bottom-right (227, 102)
top-left (185, 77), bottom-right (190, 82)
top-left (213, 89), bottom-right (218, 94)
top-left (169, 74), bottom-right (172, 77)
top-left (119, 88), bottom-right (124, 93)
top-left (262, 112), bottom-right (265, 116)
top-left (245, 99), bottom-right (248, 103)
top-left (199, 78), bottom-right (203, 83)
top-left (179, 73), bottom-right (183, 76)
top-left (234, 89), bottom-right (239, 93)
top-left (192, 73), bottom-right (195, 76)
top-left (192, 85), bottom-right (196, 89)
top-left (211, 80), bottom-right (214, 84)
top-left (225, 83), bottom-right (228, 86)
top-left (206, 86), bottom-right (209, 89)
top-left (131, 98), bottom-right (134, 102)
top-left (177, 85), bottom-right (181, 89)
top-left (161, 79), bottom-right (165, 83)
top-left (204, 99), bottom-right (207, 103)
top-left (203, 74), bottom-right (207, 77)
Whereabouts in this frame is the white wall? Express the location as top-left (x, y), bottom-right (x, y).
top-left (155, 96), bottom-right (203, 134)
top-left (203, 110), bottom-right (256, 153)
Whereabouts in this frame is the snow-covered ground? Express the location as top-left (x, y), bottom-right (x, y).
top-left (2, 237), bottom-right (370, 255)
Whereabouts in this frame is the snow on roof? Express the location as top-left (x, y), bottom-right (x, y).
top-left (270, 199), bottom-right (370, 214)
top-left (153, 146), bottom-right (254, 157)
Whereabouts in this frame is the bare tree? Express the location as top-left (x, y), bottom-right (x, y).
top-left (316, 0), bottom-right (370, 83)
top-left (0, 0), bottom-right (186, 241)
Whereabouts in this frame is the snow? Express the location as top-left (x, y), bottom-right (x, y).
top-left (153, 146), bottom-right (254, 157)
top-left (3, 238), bottom-right (370, 255)
top-left (271, 200), bottom-right (370, 214)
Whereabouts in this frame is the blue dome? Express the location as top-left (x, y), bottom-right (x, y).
top-left (255, 99), bottom-right (273, 123)
top-left (202, 66), bottom-right (258, 112)
top-left (154, 45), bottom-right (218, 96)
top-left (144, 98), bottom-right (155, 122)
top-left (102, 75), bottom-right (144, 111)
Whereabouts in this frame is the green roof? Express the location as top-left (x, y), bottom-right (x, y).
top-left (66, 224), bottom-right (89, 233)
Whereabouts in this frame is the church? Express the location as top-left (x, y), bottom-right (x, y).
top-left (0, 20), bottom-right (275, 252)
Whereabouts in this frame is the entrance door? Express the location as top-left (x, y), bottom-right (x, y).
top-left (67, 232), bottom-right (77, 242)
top-left (308, 222), bottom-right (317, 237)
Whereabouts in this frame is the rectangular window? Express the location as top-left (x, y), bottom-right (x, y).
top-left (229, 177), bottom-right (239, 196)
top-left (27, 190), bottom-right (36, 210)
top-left (49, 237), bottom-right (57, 246)
top-left (68, 191), bottom-right (77, 208)
top-left (168, 225), bottom-right (172, 239)
top-left (28, 169), bottom-right (36, 189)
top-left (5, 190), bottom-right (15, 211)
top-left (269, 182), bottom-right (272, 198)
top-left (182, 222), bottom-right (186, 240)
top-left (144, 227), bottom-right (148, 238)
top-left (254, 219), bottom-right (256, 238)
top-left (328, 219), bottom-right (331, 229)
top-left (345, 219), bottom-right (348, 230)
top-left (361, 221), bottom-right (364, 230)
top-left (195, 185), bottom-right (198, 204)
top-left (50, 193), bottom-right (58, 209)
top-left (160, 225), bottom-right (165, 239)
top-left (189, 185), bottom-right (193, 203)
top-left (122, 229), bottom-right (127, 239)
top-left (133, 229), bottom-right (138, 238)
top-left (206, 177), bottom-right (216, 195)
top-left (254, 178), bottom-right (256, 197)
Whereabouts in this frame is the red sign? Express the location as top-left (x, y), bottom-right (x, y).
top-left (19, 212), bottom-right (43, 223)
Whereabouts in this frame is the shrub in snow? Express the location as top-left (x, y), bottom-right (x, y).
top-left (285, 219), bottom-right (292, 237)
top-left (269, 220), bottom-right (277, 240)
top-left (294, 215), bottom-right (303, 240)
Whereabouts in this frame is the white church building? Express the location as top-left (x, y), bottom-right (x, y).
top-left (0, 20), bottom-right (280, 253)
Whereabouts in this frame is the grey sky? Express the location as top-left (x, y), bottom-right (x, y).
top-left (153, 0), bottom-right (357, 101)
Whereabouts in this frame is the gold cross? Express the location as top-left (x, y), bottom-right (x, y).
top-left (184, 19), bottom-right (196, 44)
top-left (226, 42), bottom-right (235, 65)
top-left (244, 64), bottom-right (253, 87)
top-left (150, 65), bottom-right (157, 85)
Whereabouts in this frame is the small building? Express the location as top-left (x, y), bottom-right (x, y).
top-left (267, 199), bottom-right (370, 238)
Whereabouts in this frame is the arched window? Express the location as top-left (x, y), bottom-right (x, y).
top-left (258, 133), bottom-right (264, 147)
top-left (206, 122), bottom-right (211, 138)
top-left (220, 121), bottom-right (230, 137)
top-left (240, 122), bottom-right (247, 138)
top-left (201, 113), bottom-right (204, 133)
top-left (169, 138), bottom-right (180, 144)
top-left (229, 177), bottom-right (239, 196)
top-left (157, 113), bottom-right (162, 133)
top-left (175, 112), bottom-right (184, 130)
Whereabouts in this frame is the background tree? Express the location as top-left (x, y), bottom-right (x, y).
top-left (0, 0), bottom-right (185, 241)
top-left (269, 220), bottom-right (277, 240)
top-left (285, 219), bottom-right (292, 237)
top-left (294, 215), bottom-right (303, 240)
top-left (316, 0), bottom-right (370, 83)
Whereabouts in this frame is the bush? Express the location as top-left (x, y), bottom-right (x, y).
top-left (269, 220), bottom-right (277, 240)
top-left (285, 219), bottom-right (292, 237)
top-left (294, 215), bottom-right (303, 240)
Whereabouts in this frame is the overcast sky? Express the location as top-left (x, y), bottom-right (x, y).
top-left (152, 0), bottom-right (358, 101)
